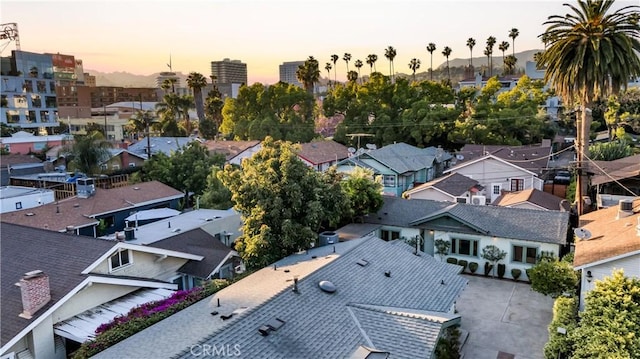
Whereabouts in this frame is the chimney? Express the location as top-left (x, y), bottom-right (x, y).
top-left (617, 200), bottom-right (634, 220)
top-left (18, 270), bottom-right (51, 319)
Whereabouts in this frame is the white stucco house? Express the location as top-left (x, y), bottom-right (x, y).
top-left (362, 196), bottom-right (570, 281)
top-left (0, 186), bottom-right (56, 214)
top-left (573, 199), bottom-right (640, 311)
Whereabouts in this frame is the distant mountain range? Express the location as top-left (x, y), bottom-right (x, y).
top-left (87, 49), bottom-right (544, 87)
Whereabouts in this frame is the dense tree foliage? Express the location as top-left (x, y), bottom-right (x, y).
top-left (570, 270), bottom-right (640, 359)
top-left (589, 140), bottom-right (635, 161)
top-left (220, 82), bottom-right (316, 143)
top-left (60, 132), bottom-right (112, 175)
top-left (199, 166), bottom-right (233, 210)
top-left (201, 86), bottom-right (225, 139)
top-left (544, 296), bottom-right (578, 359)
top-left (528, 255), bottom-right (579, 298)
top-left (340, 167), bottom-right (383, 222)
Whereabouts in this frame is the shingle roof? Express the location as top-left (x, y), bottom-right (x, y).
top-left (0, 223), bottom-right (115, 348)
top-left (589, 154), bottom-right (640, 186)
top-left (128, 137), bottom-right (199, 158)
top-left (573, 199), bottom-right (640, 268)
top-left (492, 188), bottom-right (569, 211)
top-left (0, 181), bottom-right (183, 232)
top-left (296, 140), bottom-right (350, 165)
top-left (407, 173), bottom-right (481, 197)
top-left (0, 154), bottom-right (42, 168)
top-left (366, 197), bottom-right (569, 245)
top-left (203, 140), bottom-right (261, 162)
top-left (149, 228), bottom-right (235, 279)
top-left (453, 144), bottom-right (551, 173)
top-left (365, 143), bottom-right (436, 174)
top-left (175, 237), bottom-right (467, 359)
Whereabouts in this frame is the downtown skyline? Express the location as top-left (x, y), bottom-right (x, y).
top-left (1, 0), bottom-right (637, 85)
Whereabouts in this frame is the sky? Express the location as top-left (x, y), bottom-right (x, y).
top-left (1, 0), bottom-right (637, 85)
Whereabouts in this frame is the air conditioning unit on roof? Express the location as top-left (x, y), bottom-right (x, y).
top-left (471, 195), bottom-right (487, 205)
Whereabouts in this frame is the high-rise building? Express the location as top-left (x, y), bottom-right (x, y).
top-left (90, 87), bottom-right (158, 108)
top-left (47, 53), bottom-right (92, 119)
top-left (0, 50), bottom-right (59, 130)
top-left (211, 58), bottom-right (247, 98)
top-left (156, 71), bottom-right (180, 89)
top-left (279, 61), bottom-right (304, 88)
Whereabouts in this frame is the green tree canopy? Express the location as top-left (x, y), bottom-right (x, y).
top-left (61, 132), bottom-right (112, 175)
top-left (528, 256), bottom-right (579, 298)
top-left (340, 166), bottom-right (383, 222)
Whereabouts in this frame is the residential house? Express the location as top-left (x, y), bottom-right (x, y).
top-left (492, 188), bottom-right (570, 211)
top-left (403, 172), bottom-right (483, 203)
top-left (363, 196), bottom-right (570, 280)
top-left (0, 223), bottom-right (205, 359)
top-left (452, 141), bottom-right (553, 175)
top-left (336, 142), bottom-right (451, 197)
top-left (0, 154), bottom-right (45, 186)
top-left (93, 236), bottom-right (467, 359)
top-left (202, 140), bottom-right (262, 165)
top-left (99, 148), bottom-right (146, 173)
top-left (0, 186), bottom-right (56, 214)
top-left (588, 154), bottom-right (640, 209)
top-left (1, 180), bottom-right (183, 236)
top-left (573, 199), bottom-right (640, 310)
top-left (0, 131), bottom-right (68, 155)
top-left (296, 139), bottom-right (350, 172)
top-left (444, 154), bottom-right (545, 204)
top-left (127, 137), bottom-right (199, 159)
top-left (457, 73), bottom-right (521, 92)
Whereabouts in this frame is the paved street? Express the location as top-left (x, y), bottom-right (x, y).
top-left (456, 275), bottom-right (554, 359)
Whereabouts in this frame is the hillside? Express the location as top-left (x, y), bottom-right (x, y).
top-left (86, 70), bottom-right (189, 88)
top-left (437, 49), bottom-right (542, 69)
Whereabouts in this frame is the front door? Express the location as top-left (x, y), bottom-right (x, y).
top-left (490, 183), bottom-right (502, 203)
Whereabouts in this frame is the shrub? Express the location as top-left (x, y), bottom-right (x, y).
top-left (457, 260), bottom-right (468, 272)
top-left (468, 262), bottom-right (478, 274)
top-left (497, 264), bottom-right (506, 278)
top-left (446, 257), bottom-right (458, 265)
top-left (483, 262), bottom-right (493, 276)
top-left (511, 268), bottom-right (522, 281)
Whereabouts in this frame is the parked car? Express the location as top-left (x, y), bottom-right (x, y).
top-left (554, 170), bottom-right (571, 184)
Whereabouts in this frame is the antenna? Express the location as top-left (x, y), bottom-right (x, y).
top-left (573, 227), bottom-right (592, 240)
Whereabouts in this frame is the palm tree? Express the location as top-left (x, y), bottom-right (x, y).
top-left (331, 54), bottom-right (339, 83)
top-left (408, 58), bottom-right (421, 82)
top-left (442, 46), bottom-right (452, 81)
top-left (186, 72), bottom-right (207, 124)
top-left (354, 59), bottom-right (363, 83)
top-left (504, 55), bottom-right (518, 75)
top-left (426, 43), bottom-right (436, 80)
top-left (347, 70), bottom-right (359, 84)
top-left (467, 38), bottom-right (476, 68)
top-left (509, 28), bottom-right (519, 56)
top-left (366, 54), bottom-right (378, 74)
top-left (343, 53), bottom-right (352, 75)
top-left (296, 56), bottom-right (320, 95)
top-left (162, 78), bottom-right (177, 94)
top-left (498, 41), bottom-right (509, 63)
top-left (127, 110), bottom-right (157, 155)
top-left (538, 0), bottom-right (640, 214)
top-left (61, 132), bottom-right (112, 175)
top-left (155, 93), bottom-right (184, 136)
top-left (325, 62), bottom-right (332, 87)
top-left (486, 36), bottom-right (497, 76)
top-left (384, 46), bottom-right (397, 82)
top-left (484, 46), bottom-right (492, 77)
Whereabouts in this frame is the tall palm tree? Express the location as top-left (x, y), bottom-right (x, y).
top-left (442, 46), bottom-right (452, 81)
top-left (408, 58), bottom-right (421, 82)
top-left (384, 46), bottom-right (397, 82)
top-left (296, 56), bottom-right (320, 95)
top-left (467, 38), bottom-right (476, 68)
top-left (484, 46), bottom-right (492, 77)
top-left (161, 78), bottom-right (177, 94)
top-left (509, 28), bottom-right (519, 56)
top-left (486, 36), bottom-right (497, 76)
top-left (325, 62), bottom-right (332, 87)
top-left (343, 53), bottom-right (352, 75)
top-left (347, 70), bottom-right (359, 84)
top-left (155, 93), bottom-right (185, 136)
top-left (504, 55), bottom-right (518, 75)
top-left (354, 59), bottom-right (363, 83)
top-left (426, 43), bottom-right (436, 80)
top-left (366, 54), bottom-right (378, 74)
top-left (538, 0), bottom-right (640, 214)
top-left (331, 54), bottom-right (339, 83)
top-left (61, 132), bottom-right (112, 175)
top-left (498, 41), bottom-right (509, 64)
top-left (186, 72), bottom-right (207, 124)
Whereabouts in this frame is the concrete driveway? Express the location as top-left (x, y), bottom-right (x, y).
top-left (456, 275), bottom-right (554, 359)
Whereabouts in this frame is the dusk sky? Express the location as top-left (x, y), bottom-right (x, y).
top-left (1, 0), bottom-right (637, 84)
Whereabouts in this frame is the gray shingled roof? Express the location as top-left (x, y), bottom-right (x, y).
top-left (366, 197), bottom-right (569, 245)
top-left (128, 137), bottom-right (199, 158)
top-left (0, 223), bottom-right (116, 348)
top-left (409, 172), bottom-right (481, 197)
top-left (149, 228), bottom-right (235, 279)
top-left (366, 143), bottom-right (436, 174)
top-left (174, 238), bottom-right (467, 359)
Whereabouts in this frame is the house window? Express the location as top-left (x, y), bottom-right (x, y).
top-left (129, 162), bottom-right (136, 167)
top-left (451, 238), bottom-right (479, 257)
top-left (383, 175), bottom-right (396, 187)
top-left (380, 229), bottom-right (400, 241)
top-left (109, 250), bottom-right (131, 271)
top-left (510, 179), bottom-right (524, 191)
top-left (493, 185), bottom-right (501, 195)
top-left (112, 164), bottom-right (120, 170)
top-left (512, 245), bottom-right (538, 264)
top-left (100, 164), bottom-right (107, 170)
top-left (15, 202), bottom-right (22, 210)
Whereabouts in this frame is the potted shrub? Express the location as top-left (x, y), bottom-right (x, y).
top-left (483, 262), bottom-right (493, 276)
top-left (446, 257), bottom-right (458, 265)
top-left (457, 259), bottom-right (468, 273)
top-left (469, 262), bottom-right (479, 274)
top-left (497, 263), bottom-right (506, 279)
top-left (511, 268), bottom-right (522, 281)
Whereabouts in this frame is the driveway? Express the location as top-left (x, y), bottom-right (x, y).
top-left (456, 275), bottom-right (554, 359)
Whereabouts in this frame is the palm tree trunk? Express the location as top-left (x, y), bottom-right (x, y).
top-left (576, 98), bottom-right (592, 215)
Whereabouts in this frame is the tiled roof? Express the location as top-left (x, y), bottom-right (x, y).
top-left (1, 181), bottom-right (183, 232)
top-left (573, 199), bottom-right (640, 268)
top-left (203, 140), bottom-right (261, 161)
top-left (296, 140), bottom-right (350, 165)
top-left (0, 223), bottom-right (115, 347)
top-left (174, 238), bottom-right (466, 359)
top-left (407, 173), bottom-right (481, 197)
top-left (366, 196), bottom-right (569, 244)
top-left (365, 143), bottom-right (436, 174)
top-left (492, 188), bottom-right (569, 211)
top-left (149, 228), bottom-right (235, 279)
top-left (589, 154), bottom-right (640, 186)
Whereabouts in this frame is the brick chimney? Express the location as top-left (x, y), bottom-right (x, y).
top-left (18, 270), bottom-right (51, 319)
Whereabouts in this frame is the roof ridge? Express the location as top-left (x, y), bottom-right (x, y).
top-left (348, 303), bottom-right (452, 323)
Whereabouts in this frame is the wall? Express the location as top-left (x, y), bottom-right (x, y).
top-left (200, 213), bottom-right (243, 246)
top-left (92, 250), bottom-right (188, 281)
top-left (0, 189), bottom-right (55, 214)
top-left (51, 283), bottom-right (138, 323)
top-left (228, 144), bottom-right (262, 166)
top-left (405, 187), bottom-right (454, 202)
top-left (579, 254), bottom-right (640, 310)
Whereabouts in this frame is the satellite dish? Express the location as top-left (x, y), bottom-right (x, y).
top-left (574, 227), bottom-right (592, 240)
top-left (365, 143), bottom-right (377, 150)
top-left (347, 147), bottom-right (356, 153)
top-left (456, 154), bottom-right (465, 160)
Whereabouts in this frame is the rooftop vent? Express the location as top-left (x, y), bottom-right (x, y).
top-left (258, 317), bottom-right (286, 336)
top-left (318, 280), bottom-right (336, 294)
top-left (25, 212), bottom-right (35, 216)
top-left (618, 199), bottom-right (634, 219)
top-left (356, 259), bottom-right (369, 267)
